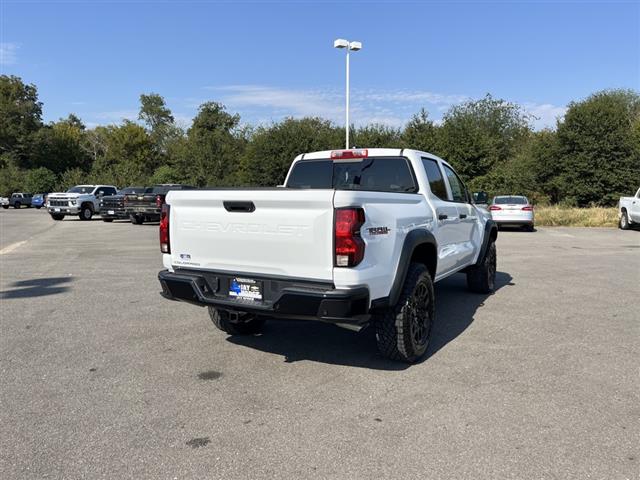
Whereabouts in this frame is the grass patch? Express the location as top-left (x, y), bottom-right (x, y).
top-left (534, 206), bottom-right (618, 227)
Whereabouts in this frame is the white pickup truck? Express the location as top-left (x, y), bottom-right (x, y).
top-left (158, 148), bottom-right (498, 363)
top-left (618, 187), bottom-right (640, 230)
top-left (47, 185), bottom-right (118, 221)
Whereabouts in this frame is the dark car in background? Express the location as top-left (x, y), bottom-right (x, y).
top-left (124, 184), bottom-right (195, 224)
top-left (9, 192), bottom-right (33, 208)
top-left (99, 186), bottom-right (145, 222)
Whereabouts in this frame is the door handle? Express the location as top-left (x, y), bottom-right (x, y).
top-left (459, 214), bottom-right (467, 219)
top-left (438, 214), bottom-right (448, 220)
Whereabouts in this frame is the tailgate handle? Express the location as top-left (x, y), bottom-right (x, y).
top-left (224, 201), bottom-right (255, 213)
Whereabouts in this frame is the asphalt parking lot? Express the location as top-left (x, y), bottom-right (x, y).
top-left (1, 208), bottom-right (638, 479)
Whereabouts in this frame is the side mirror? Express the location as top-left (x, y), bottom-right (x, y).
top-left (473, 191), bottom-right (489, 204)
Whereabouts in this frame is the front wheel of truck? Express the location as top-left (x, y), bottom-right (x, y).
top-left (373, 262), bottom-right (434, 363)
top-left (208, 307), bottom-right (266, 335)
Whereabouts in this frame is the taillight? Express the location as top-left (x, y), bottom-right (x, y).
top-left (334, 208), bottom-right (365, 267)
top-left (489, 205), bottom-right (502, 211)
top-left (160, 204), bottom-right (170, 253)
top-left (155, 194), bottom-right (163, 208)
top-left (331, 149), bottom-right (368, 160)
top-left (522, 205), bottom-right (534, 211)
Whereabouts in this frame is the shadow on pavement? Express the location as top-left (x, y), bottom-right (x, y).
top-left (0, 277), bottom-right (73, 299)
top-left (426, 271), bottom-right (513, 360)
top-left (227, 271), bottom-right (513, 370)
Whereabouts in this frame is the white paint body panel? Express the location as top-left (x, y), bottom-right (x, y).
top-left (618, 188), bottom-right (640, 223)
top-left (166, 189), bottom-right (335, 281)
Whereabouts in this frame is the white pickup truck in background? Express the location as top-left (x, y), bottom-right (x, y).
top-left (47, 184), bottom-right (118, 221)
top-left (618, 188), bottom-right (640, 230)
top-left (158, 148), bottom-right (498, 363)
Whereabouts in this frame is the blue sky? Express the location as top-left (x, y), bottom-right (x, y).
top-left (1, 0), bottom-right (638, 130)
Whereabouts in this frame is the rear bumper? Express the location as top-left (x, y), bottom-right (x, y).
top-left (126, 206), bottom-right (160, 216)
top-left (492, 213), bottom-right (534, 225)
top-left (158, 269), bottom-right (370, 324)
top-left (99, 207), bottom-right (127, 218)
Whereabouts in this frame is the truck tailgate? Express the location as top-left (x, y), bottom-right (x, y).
top-left (167, 189), bottom-right (335, 281)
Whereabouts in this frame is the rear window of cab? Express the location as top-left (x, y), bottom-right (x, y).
top-left (286, 157), bottom-right (417, 193)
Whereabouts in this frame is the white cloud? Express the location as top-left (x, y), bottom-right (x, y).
top-left (206, 85), bottom-right (344, 120)
top-left (204, 84), bottom-right (468, 128)
top-left (0, 42), bottom-right (18, 66)
top-left (523, 102), bottom-right (567, 130)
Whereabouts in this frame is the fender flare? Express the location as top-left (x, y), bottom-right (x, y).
top-left (371, 229), bottom-right (438, 310)
top-left (475, 219), bottom-right (498, 265)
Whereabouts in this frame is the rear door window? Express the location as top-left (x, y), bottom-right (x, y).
top-left (421, 158), bottom-right (448, 200)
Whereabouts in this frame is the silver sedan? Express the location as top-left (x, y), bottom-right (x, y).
top-left (489, 195), bottom-right (535, 231)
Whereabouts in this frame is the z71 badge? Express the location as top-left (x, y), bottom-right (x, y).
top-left (367, 226), bottom-right (390, 235)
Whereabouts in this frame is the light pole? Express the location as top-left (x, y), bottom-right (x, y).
top-left (334, 38), bottom-right (362, 149)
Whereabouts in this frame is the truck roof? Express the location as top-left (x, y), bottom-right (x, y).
top-left (294, 148), bottom-right (445, 162)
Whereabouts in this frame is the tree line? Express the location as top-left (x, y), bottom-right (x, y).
top-left (1, 75), bottom-right (638, 206)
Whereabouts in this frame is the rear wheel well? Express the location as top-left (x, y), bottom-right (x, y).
top-left (410, 243), bottom-right (437, 279)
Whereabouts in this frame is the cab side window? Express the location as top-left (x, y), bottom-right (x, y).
top-left (442, 164), bottom-right (468, 203)
top-left (104, 187), bottom-right (117, 196)
top-left (421, 158), bottom-right (448, 200)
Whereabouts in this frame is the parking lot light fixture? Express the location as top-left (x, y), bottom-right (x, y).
top-left (334, 38), bottom-right (362, 148)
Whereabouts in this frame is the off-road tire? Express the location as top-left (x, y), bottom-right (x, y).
top-left (14, 202), bottom-right (21, 209)
top-left (130, 214), bottom-right (144, 225)
top-left (373, 263), bottom-right (434, 363)
top-left (619, 211), bottom-right (630, 230)
top-left (102, 218), bottom-right (114, 222)
top-left (51, 213), bottom-right (65, 221)
top-left (80, 205), bottom-right (93, 221)
top-left (467, 241), bottom-right (497, 293)
top-left (208, 307), bottom-right (266, 335)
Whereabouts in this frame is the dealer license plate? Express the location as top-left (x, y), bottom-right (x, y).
top-left (108, 210), bottom-right (115, 215)
top-left (54, 208), bottom-right (60, 212)
top-left (229, 278), bottom-right (262, 301)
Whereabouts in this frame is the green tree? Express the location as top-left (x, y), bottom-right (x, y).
top-left (238, 117), bottom-right (342, 186)
top-left (138, 93), bottom-right (180, 153)
top-left (353, 124), bottom-right (402, 148)
top-left (149, 165), bottom-right (182, 184)
top-left (0, 75), bottom-right (43, 165)
top-left (0, 154), bottom-right (23, 196)
top-left (30, 118), bottom-right (90, 173)
top-left (401, 108), bottom-right (440, 153)
top-left (57, 168), bottom-right (89, 191)
top-left (90, 121), bottom-right (156, 187)
top-left (556, 89), bottom-right (640, 206)
top-left (24, 167), bottom-right (57, 193)
top-left (437, 94), bottom-right (531, 180)
top-left (177, 102), bottom-right (245, 186)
